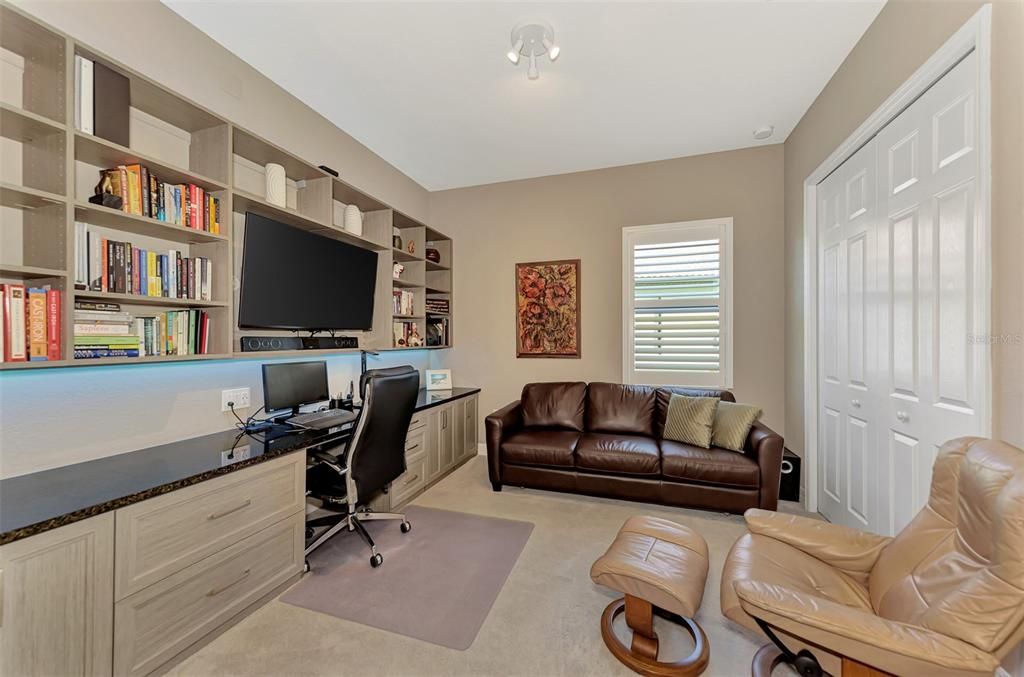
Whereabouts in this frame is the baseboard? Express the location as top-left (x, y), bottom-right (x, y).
top-left (477, 442), bottom-right (486, 456)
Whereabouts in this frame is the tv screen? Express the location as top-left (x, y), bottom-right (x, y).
top-left (238, 212), bottom-right (378, 330)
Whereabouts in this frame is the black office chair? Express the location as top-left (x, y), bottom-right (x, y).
top-left (304, 365), bottom-right (419, 568)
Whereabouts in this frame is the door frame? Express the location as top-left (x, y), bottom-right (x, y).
top-left (802, 5), bottom-right (992, 514)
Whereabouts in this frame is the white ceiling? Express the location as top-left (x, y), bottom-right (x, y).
top-left (164, 1), bottom-right (884, 191)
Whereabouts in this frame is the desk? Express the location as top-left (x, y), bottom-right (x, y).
top-left (0, 387), bottom-right (479, 677)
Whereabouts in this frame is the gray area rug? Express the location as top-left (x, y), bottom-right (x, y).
top-left (281, 505), bottom-right (534, 650)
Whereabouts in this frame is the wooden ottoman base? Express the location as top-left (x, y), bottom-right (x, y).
top-left (600, 595), bottom-right (709, 677)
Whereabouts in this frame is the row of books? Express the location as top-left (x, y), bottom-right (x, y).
top-left (425, 298), bottom-right (450, 314)
top-left (392, 289), bottom-right (417, 316)
top-left (0, 285), bottom-right (62, 362)
top-left (393, 321), bottom-right (423, 348)
top-left (96, 165), bottom-right (222, 233)
top-left (74, 224), bottom-right (213, 301)
top-left (73, 302), bottom-right (211, 359)
top-left (426, 318), bottom-right (450, 347)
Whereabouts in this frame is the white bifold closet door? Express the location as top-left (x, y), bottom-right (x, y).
top-left (818, 50), bottom-right (986, 535)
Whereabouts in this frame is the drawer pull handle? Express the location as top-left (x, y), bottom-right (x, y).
top-left (404, 474), bottom-right (420, 485)
top-left (407, 443), bottom-right (420, 451)
top-left (206, 569), bottom-right (251, 597)
top-left (208, 499), bottom-right (252, 521)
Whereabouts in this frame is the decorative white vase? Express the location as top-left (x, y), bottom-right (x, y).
top-left (333, 201), bottom-right (347, 227)
top-left (344, 204), bottom-right (363, 236)
top-left (264, 163), bottom-right (286, 207)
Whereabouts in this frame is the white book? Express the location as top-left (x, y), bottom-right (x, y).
top-left (74, 222), bottom-right (88, 288)
top-left (136, 318), bottom-right (146, 357)
top-left (203, 258), bottom-right (212, 301)
top-left (74, 323), bottom-right (131, 336)
top-left (74, 55), bottom-right (82, 131)
top-left (72, 311), bottom-right (132, 323)
top-left (77, 56), bottom-right (94, 134)
top-left (0, 287), bottom-right (5, 362)
top-left (167, 249), bottom-right (178, 298)
top-left (87, 231), bottom-right (103, 291)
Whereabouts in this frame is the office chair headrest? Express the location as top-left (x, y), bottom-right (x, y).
top-left (361, 365), bottom-right (418, 399)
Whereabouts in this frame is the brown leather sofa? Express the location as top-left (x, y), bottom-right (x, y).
top-left (486, 382), bottom-right (784, 513)
top-left (721, 437), bottom-right (1024, 676)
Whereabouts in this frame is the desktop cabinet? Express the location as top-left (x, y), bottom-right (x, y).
top-left (0, 513), bottom-right (115, 677)
top-left (386, 394), bottom-right (480, 511)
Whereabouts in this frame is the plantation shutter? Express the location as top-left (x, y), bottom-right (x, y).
top-left (623, 220), bottom-right (732, 387)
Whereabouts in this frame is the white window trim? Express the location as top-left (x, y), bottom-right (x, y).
top-left (622, 218), bottom-right (734, 388)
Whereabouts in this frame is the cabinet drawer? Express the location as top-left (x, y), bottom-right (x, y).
top-left (405, 429), bottom-right (426, 459)
top-left (113, 514), bottom-right (302, 677)
top-left (114, 452), bottom-right (304, 599)
top-left (408, 411), bottom-right (427, 433)
top-left (391, 455), bottom-right (427, 507)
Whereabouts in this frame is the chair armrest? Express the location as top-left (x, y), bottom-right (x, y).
top-left (309, 449), bottom-right (346, 475)
top-left (485, 401), bottom-right (522, 486)
top-left (734, 581), bottom-right (999, 676)
top-left (743, 420), bottom-right (784, 510)
top-left (744, 509), bottom-right (890, 584)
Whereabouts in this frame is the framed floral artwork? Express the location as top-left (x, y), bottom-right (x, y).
top-left (515, 259), bottom-right (581, 358)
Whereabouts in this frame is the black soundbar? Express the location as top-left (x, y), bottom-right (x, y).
top-left (239, 336), bottom-right (359, 352)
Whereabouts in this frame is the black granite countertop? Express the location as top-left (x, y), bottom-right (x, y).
top-left (0, 387), bottom-right (479, 545)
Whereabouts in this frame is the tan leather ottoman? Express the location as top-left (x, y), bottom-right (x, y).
top-left (590, 516), bottom-right (710, 676)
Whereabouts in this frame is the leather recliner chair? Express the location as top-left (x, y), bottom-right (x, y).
top-left (721, 437), bottom-right (1024, 677)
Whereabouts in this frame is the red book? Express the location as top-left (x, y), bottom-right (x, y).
top-left (189, 185), bottom-right (199, 229)
top-left (200, 312), bottom-right (210, 354)
top-left (46, 289), bottom-right (61, 360)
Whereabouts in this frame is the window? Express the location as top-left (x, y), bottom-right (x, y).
top-left (622, 218), bottom-right (733, 387)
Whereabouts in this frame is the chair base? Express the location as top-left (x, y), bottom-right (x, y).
top-left (600, 595), bottom-right (709, 677)
top-left (751, 643), bottom-right (892, 677)
top-left (304, 508), bottom-right (409, 569)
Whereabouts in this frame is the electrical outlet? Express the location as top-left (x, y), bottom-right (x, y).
top-left (221, 444), bottom-right (251, 467)
top-left (221, 387), bottom-right (251, 412)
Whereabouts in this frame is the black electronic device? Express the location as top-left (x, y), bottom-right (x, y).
top-left (239, 335), bottom-right (359, 352)
top-left (238, 212), bottom-right (378, 331)
top-left (262, 360), bottom-right (330, 415)
top-left (779, 449), bottom-right (801, 502)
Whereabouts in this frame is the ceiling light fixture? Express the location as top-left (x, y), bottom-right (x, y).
top-left (507, 21), bottom-right (559, 80)
top-left (753, 125), bottom-right (775, 140)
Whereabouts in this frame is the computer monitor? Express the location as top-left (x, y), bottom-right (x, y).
top-left (262, 361), bottom-right (330, 414)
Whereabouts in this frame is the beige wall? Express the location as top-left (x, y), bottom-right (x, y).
top-left (429, 145), bottom-right (786, 438)
top-left (783, 0), bottom-right (1024, 455)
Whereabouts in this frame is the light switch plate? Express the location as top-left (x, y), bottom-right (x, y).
top-left (221, 387), bottom-right (251, 412)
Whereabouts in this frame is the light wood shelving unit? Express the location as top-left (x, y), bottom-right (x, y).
top-left (0, 4), bottom-right (455, 370)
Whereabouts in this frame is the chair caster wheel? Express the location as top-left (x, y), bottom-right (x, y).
top-left (400, 520), bottom-right (412, 533)
top-left (305, 527), bottom-right (314, 539)
top-left (793, 650), bottom-right (824, 677)
top-left (303, 559), bottom-right (310, 573)
top-left (370, 553), bottom-right (384, 568)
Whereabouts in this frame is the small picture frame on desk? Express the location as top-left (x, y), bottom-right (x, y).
top-left (425, 369), bottom-right (453, 391)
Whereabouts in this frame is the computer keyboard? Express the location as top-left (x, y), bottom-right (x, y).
top-left (288, 409), bottom-right (357, 430)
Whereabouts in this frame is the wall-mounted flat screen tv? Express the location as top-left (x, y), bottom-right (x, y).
top-left (238, 212), bottom-right (378, 331)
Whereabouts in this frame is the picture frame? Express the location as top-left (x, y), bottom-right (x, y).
top-left (425, 369), bottom-right (453, 391)
top-left (515, 259), bottom-right (581, 358)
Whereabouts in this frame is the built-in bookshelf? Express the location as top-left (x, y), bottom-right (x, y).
top-left (0, 4), bottom-right (454, 369)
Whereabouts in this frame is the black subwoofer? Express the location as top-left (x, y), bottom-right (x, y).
top-left (779, 449), bottom-right (801, 502)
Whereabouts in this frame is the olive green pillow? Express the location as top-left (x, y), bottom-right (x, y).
top-left (712, 401), bottom-right (762, 451)
top-left (663, 394), bottom-right (718, 448)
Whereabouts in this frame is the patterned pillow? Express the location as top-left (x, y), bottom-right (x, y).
top-left (662, 394), bottom-right (718, 448)
top-left (712, 401), bottom-right (762, 451)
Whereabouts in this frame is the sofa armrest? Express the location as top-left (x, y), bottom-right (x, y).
top-left (744, 509), bottom-right (891, 584)
top-left (744, 420), bottom-right (784, 511)
top-left (485, 401), bottom-right (522, 487)
top-left (734, 581), bottom-right (999, 676)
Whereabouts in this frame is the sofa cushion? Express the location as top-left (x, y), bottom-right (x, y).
top-left (502, 430), bottom-right (580, 468)
top-left (521, 382), bottom-right (587, 431)
top-left (655, 387), bottom-right (735, 437)
top-left (660, 439), bottom-right (760, 487)
top-left (712, 401), bottom-right (762, 451)
top-left (585, 382), bottom-right (656, 436)
top-left (576, 433), bottom-right (661, 477)
top-left (663, 394), bottom-right (718, 448)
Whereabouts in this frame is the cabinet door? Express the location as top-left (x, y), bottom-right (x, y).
top-left (464, 395), bottom-right (478, 460)
top-left (452, 400), bottom-right (465, 465)
top-left (439, 405), bottom-right (455, 471)
top-left (426, 409), bottom-right (443, 481)
top-left (0, 513), bottom-right (115, 677)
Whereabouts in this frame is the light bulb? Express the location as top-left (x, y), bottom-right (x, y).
top-left (506, 37), bottom-right (523, 64)
top-left (527, 51), bottom-right (539, 80)
top-left (543, 37), bottom-right (560, 61)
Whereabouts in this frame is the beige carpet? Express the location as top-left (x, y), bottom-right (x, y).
top-left (168, 456), bottom-right (803, 677)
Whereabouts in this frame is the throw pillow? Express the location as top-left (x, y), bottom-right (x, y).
top-left (712, 401), bottom-right (762, 451)
top-left (663, 394), bottom-right (718, 448)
